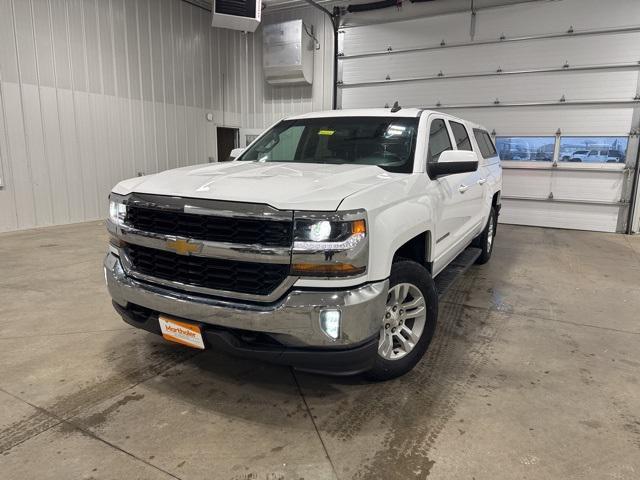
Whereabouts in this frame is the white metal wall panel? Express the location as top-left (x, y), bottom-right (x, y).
top-left (338, 0), bottom-right (640, 232)
top-left (0, 80), bottom-right (18, 231)
top-left (0, 0), bottom-right (332, 232)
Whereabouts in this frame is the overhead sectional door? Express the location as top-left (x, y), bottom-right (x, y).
top-left (337, 0), bottom-right (640, 232)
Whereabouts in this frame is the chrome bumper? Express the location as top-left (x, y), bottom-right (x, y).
top-left (105, 252), bottom-right (388, 348)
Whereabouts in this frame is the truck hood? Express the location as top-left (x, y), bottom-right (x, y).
top-left (112, 161), bottom-right (397, 211)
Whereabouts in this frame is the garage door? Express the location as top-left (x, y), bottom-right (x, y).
top-left (336, 0), bottom-right (640, 232)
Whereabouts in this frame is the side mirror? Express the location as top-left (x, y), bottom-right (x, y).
top-left (428, 150), bottom-right (478, 178)
top-left (228, 147), bottom-right (245, 161)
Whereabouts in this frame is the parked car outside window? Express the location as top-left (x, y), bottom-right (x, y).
top-left (559, 137), bottom-right (628, 163)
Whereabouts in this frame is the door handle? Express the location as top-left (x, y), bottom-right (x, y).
top-left (458, 184), bottom-right (470, 193)
top-left (477, 178), bottom-right (487, 185)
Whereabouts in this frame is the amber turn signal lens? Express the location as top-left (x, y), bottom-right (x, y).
top-left (351, 219), bottom-right (366, 234)
top-left (291, 262), bottom-right (366, 277)
top-left (109, 236), bottom-right (126, 248)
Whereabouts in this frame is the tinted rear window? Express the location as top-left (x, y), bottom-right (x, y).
top-left (450, 121), bottom-right (472, 151)
top-left (473, 128), bottom-right (497, 159)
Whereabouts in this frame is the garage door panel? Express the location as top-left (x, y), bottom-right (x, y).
top-left (550, 170), bottom-right (625, 203)
top-left (500, 198), bottom-right (620, 232)
top-left (476, 0), bottom-right (640, 39)
top-left (503, 168), bottom-right (624, 203)
top-left (341, 95), bottom-right (635, 137)
top-left (436, 107), bottom-right (635, 136)
top-left (339, 0), bottom-right (637, 233)
top-left (341, 34), bottom-right (640, 84)
top-left (502, 169), bottom-right (551, 198)
top-left (341, 70), bottom-right (637, 105)
top-left (341, 11), bottom-right (470, 57)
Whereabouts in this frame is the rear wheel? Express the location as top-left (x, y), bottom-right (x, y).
top-left (365, 260), bottom-right (438, 381)
top-left (473, 206), bottom-right (496, 265)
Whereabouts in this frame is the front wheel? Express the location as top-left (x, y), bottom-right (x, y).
top-left (365, 260), bottom-right (438, 381)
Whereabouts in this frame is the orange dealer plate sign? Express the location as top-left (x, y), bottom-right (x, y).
top-left (159, 316), bottom-right (205, 350)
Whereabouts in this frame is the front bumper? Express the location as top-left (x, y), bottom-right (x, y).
top-left (105, 253), bottom-right (387, 373)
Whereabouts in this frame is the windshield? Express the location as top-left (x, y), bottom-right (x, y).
top-left (237, 116), bottom-right (419, 173)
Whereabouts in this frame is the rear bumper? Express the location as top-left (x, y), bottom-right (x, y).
top-left (105, 252), bottom-right (387, 373)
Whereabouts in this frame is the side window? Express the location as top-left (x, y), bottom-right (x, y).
top-left (449, 121), bottom-right (472, 151)
top-left (473, 128), bottom-right (497, 159)
top-left (428, 119), bottom-right (452, 163)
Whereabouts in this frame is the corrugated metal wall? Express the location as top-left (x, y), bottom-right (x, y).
top-left (0, 0), bottom-right (332, 232)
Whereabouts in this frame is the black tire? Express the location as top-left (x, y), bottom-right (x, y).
top-left (365, 260), bottom-right (438, 381)
top-left (473, 206), bottom-right (496, 265)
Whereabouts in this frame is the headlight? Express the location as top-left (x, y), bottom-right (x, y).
top-left (292, 211), bottom-right (368, 278)
top-left (109, 198), bottom-right (127, 225)
top-left (294, 216), bottom-right (366, 250)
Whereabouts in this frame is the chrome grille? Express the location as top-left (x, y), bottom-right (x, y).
top-left (126, 244), bottom-right (290, 297)
top-left (125, 205), bottom-right (293, 247)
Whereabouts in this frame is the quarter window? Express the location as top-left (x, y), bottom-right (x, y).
top-left (428, 119), bottom-right (452, 163)
top-left (449, 121), bottom-right (472, 151)
top-left (473, 129), bottom-right (497, 159)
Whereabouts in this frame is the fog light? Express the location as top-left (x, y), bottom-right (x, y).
top-left (320, 309), bottom-right (341, 340)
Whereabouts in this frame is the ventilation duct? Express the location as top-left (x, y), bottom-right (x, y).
top-left (263, 20), bottom-right (314, 85)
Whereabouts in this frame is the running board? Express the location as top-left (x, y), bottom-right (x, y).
top-left (434, 247), bottom-right (481, 298)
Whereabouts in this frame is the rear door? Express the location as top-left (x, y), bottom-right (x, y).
top-left (446, 119), bottom-right (485, 240)
top-left (472, 127), bottom-right (501, 225)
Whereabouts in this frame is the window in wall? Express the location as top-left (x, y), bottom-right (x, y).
top-left (449, 121), bottom-right (472, 151)
top-left (245, 134), bottom-right (259, 145)
top-left (495, 137), bottom-right (555, 161)
top-left (473, 129), bottom-right (497, 159)
top-left (559, 137), bottom-right (628, 164)
top-left (428, 119), bottom-right (452, 163)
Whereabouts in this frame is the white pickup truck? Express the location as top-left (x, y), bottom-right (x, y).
top-left (105, 108), bottom-right (501, 380)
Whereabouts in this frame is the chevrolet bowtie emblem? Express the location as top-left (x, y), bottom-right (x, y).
top-left (166, 239), bottom-right (202, 255)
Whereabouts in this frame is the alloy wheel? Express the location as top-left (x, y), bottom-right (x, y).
top-left (378, 283), bottom-right (427, 360)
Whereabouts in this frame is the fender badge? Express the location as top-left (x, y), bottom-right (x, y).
top-left (166, 239), bottom-right (202, 255)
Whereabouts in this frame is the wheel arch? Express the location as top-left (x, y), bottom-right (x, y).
top-left (492, 190), bottom-right (501, 215)
top-left (392, 230), bottom-right (433, 273)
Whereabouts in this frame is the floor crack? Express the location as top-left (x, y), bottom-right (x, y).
top-left (0, 386), bottom-right (183, 479)
top-left (290, 367), bottom-right (340, 480)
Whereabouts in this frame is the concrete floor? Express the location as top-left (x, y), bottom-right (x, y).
top-left (1, 221), bottom-right (640, 480)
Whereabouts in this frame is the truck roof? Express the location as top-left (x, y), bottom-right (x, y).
top-left (285, 108), bottom-right (489, 131)
top-left (287, 108), bottom-right (428, 119)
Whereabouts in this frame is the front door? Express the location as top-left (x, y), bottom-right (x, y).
top-left (427, 117), bottom-right (483, 274)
